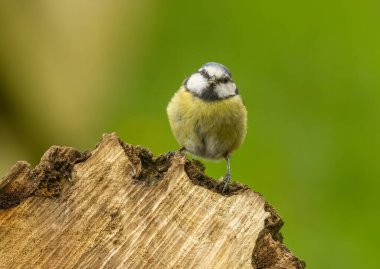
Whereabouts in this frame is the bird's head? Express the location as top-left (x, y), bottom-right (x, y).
top-left (184, 62), bottom-right (238, 101)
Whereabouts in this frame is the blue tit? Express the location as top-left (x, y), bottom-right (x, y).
top-left (167, 62), bottom-right (247, 192)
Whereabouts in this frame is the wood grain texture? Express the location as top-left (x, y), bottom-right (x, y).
top-left (0, 134), bottom-right (305, 269)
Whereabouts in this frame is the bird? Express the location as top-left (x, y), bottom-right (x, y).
top-left (166, 62), bottom-right (247, 192)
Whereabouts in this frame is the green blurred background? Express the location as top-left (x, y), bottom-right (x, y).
top-left (1, 1), bottom-right (379, 268)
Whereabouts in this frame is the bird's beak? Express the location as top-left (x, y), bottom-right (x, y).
top-left (209, 77), bottom-right (217, 85)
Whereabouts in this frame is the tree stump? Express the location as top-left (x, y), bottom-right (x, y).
top-left (0, 133), bottom-right (305, 268)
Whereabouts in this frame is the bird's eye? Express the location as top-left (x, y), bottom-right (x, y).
top-left (199, 69), bottom-right (210, 79)
top-left (221, 76), bottom-right (230, 83)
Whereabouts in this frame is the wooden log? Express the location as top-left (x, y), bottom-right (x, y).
top-left (0, 133), bottom-right (305, 268)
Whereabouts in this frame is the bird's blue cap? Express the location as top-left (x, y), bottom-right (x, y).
top-left (200, 62), bottom-right (232, 78)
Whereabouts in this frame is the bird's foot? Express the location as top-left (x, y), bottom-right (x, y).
top-left (166, 147), bottom-right (186, 158)
top-left (166, 151), bottom-right (177, 159)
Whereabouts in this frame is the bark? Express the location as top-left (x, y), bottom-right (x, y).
top-left (0, 133), bottom-right (305, 269)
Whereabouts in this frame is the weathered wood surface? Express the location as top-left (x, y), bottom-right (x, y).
top-left (0, 133), bottom-right (305, 268)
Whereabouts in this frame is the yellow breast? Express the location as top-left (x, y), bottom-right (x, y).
top-left (167, 87), bottom-right (247, 160)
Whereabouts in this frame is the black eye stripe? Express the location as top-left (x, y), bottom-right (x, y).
top-left (218, 76), bottom-right (231, 83)
top-left (199, 69), bottom-right (210, 79)
top-left (199, 70), bottom-right (232, 84)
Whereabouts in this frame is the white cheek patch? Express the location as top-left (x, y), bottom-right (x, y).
top-left (185, 73), bottom-right (209, 95)
top-left (214, 82), bottom-right (236, 98)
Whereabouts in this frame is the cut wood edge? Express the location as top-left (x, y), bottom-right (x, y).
top-left (0, 146), bottom-right (90, 209)
top-left (0, 133), bottom-right (306, 268)
top-left (252, 203), bottom-right (306, 268)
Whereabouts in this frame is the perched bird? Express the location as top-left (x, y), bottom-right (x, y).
top-left (167, 62), bottom-right (247, 192)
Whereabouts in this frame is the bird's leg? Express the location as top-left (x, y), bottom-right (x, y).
top-left (222, 153), bottom-right (231, 193)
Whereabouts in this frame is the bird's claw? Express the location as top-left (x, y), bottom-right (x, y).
top-left (166, 147), bottom-right (186, 158)
top-left (166, 151), bottom-right (177, 158)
